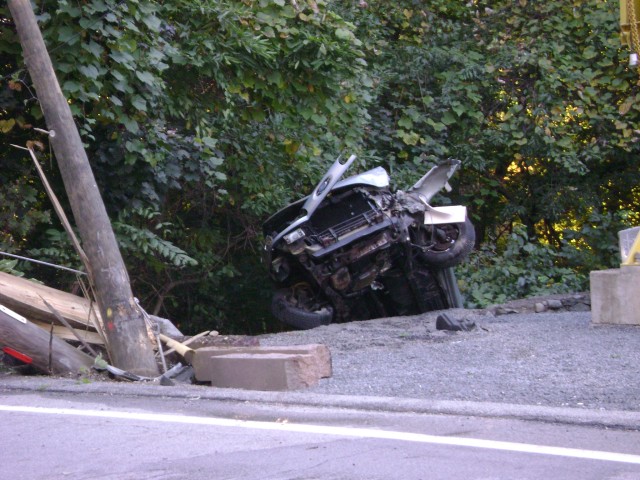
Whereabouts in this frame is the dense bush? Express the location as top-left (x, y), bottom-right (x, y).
top-left (456, 226), bottom-right (588, 308)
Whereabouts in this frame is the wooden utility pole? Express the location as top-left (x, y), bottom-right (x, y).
top-left (0, 307), bottom-right (95, 376)
top-left (8, 0), bottom-right (159, 376)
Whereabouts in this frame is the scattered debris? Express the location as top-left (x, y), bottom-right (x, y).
top-left (159, 334), bottom-right (195, 364)
top-left (0, 271), bottom-right (186, 381)
top-left (0, 271), bottom-right (184, 347)
top-left (162, 330), bottom-right (215, 357)
top-left (488, 293), bottom-right (591, 316)
top-left (436, 313), bottom-right (476, 332)
top-left (0, 270), bottom-right (333, 391)
top-left (0, 271), bottom-right (104, 344)
top-left (0, 304), bottom-right (94, 375)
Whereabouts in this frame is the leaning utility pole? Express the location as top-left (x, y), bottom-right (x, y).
top-left (8, 0), bottom-right (159, 376)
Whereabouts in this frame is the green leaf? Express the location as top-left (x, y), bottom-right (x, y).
top-left (122, 117), bottom-right (139, 134)
top-left (131, 96), bottom-right (147, 112)
top-left (62, 81), bottom-right (81, 93)
top-left (426, 118), bottom-right (446, 132)
top-left (267, 71), bottom-right (283, 87)
top-left (79, 64), bottom-right (100, 79)
top-left (583, 46), bottom-right (597, 60)
top-left (142, 15), bottom-right (162, 31)
top-left (335, 28), bottom-right (352, 41)
top-left (135, 71), bottom-right (155, 84)
top-left (311, 114), bottom-right (327, 125)
top-left (397, 116), bottom-right (413, 129)
top-left (57, 26), bottom-right (77, 45)
top-left (90, 0), bottom-right (108, 13)
top-left (110, 50), bottom-right (135, 67)
top-left (0, 119), bottom-right (16, 133)
top-left (298, 106), bottom-right (314, 120)
top-left (398, 130), bottom-right (420, 145)
top-left (452, 103), bottom-right (466, 117)
top-left (441, 111), bottom-right (456, 125)
top-left (82, 41), bottom-right (104, 58)
top-left (201, 136), bottom-right (218, 148)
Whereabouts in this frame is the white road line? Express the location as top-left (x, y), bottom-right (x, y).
top-left (1, 404), bottom-right (639, 465)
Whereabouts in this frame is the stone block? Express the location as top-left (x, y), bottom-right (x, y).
top-left (192, 344), bottom-right (332, 391)
top-left (546, 299), bottom-right (563, 310)
top-left (590, 267), bottom-right (640, 325)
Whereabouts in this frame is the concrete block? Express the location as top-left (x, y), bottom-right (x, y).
top-left (590, 267), bottom-right (640, 325)
top-left (192, 344), bottom-right (332, 391)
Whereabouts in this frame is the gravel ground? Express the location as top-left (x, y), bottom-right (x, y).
top-left (259, 309), bottom-right (640, 412)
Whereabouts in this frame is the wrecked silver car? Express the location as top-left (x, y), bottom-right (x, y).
top-left (263, 154), bottom-right (474, 329)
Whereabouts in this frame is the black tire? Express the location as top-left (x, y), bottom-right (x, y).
top-left (415, 217), bottom-right (475, 268)
top-left (271, 288), bottom-right (334, 330)
top-left (412, 265), bottom-right (450, 312)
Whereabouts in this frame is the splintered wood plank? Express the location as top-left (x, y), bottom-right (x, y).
top-left (31, 321), bottom-right (105, 346)
top-left (0, 271), bottom-right (100, 331)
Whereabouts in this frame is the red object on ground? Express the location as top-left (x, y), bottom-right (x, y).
top-left (2, 346), bottom-right (33, 364)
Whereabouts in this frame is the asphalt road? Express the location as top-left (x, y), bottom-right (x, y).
top-left (1, 308), bottom-right (640, 479)
top-left (1, 388), bottom-right (640, 480)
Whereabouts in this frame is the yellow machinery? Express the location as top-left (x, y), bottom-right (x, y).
top-left (622, 0), bottom-right (640, 73)
top-left (621, 0), bottom-right (640, 57)
top-left (621, 228), bottom-right (640, 266)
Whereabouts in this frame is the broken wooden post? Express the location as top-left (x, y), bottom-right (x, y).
top-left (0, 305), bottom-right (94, 375)
top-left (7, 0), bottom-right (158, 376)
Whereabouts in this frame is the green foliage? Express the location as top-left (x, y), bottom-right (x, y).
top-left (27, 229), bottom-right (80, 270)
top-left (0, 259), bottom-right (24, 277)
top-left (0, 179), bottom-right (51, 251)
top-left (113, 209), bottom-right (198, 269)
top-left (560, 209), bottom-right (629, 272)
top-left (336, 0), bottom-right (637, 307)
top-left (457, 225), bottom-right (588, 308)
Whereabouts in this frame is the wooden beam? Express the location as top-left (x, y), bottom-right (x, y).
top-left (0, 272), bottom-right (99, 330)
top-left (0, 272), bottom-right (180, 345)
top-left (0, 307), bottom-right (94, 375)
top-left (31, 322), bottom-right (104, 346)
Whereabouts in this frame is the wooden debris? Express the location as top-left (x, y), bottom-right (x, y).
top-left (0, 305), bottom-right (94, 375)
top-left (0, 270), bottom-right (190, 378)
top-left (31, 322), bottom-right (104, 346)
top-left (0, 271), bottom-right (99, 331)
top-left (39, 295), bottom-right (99, 356)
top-left (0, 271), bottom-right (182, 347)
top-left (159, 334), bottom-right (195, 364)
top-left (162, 330), bottom-right (212, 357)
